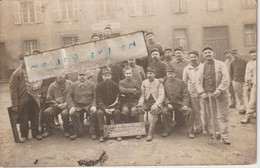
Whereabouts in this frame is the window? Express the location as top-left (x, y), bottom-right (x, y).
top-left (244, 24), bottom-right (257, 46)
top-left (53, 0), bottom-right (79, 21)
top-left (242, 0), bottom-right (256, 8)
top-left (12, 1), bottom-right (43, 24)
top-left (97, 0), bottom-right (115, 18)
top-left (24, 40), bottom-right (38, 54)
top-left (173, 29), bottom-right (188, 51)
top-left (207, 0), bottom-right (220, 11)
top-left (172, 0), bottom-right (186, 14)
top-left (129, 0), bottom-right (155, 16)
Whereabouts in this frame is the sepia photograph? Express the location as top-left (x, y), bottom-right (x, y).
top-left (0, 0), bottom-right (258, 167)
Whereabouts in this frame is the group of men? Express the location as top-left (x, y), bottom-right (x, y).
top-left (9, 29), bottom-right (257, 146)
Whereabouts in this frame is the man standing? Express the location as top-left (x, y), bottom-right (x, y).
top-left (241, 49), bottom-right (257, 124)
top-left (10, 53), bottom-right (42, 143)
top-left (163, 48), bottom-right (174, 66)
top-left (67, 70), bottom-right (97, 140)
top-left (230, 50), bottom-right (247, 114)
top-left (224, 49), bottom-right (236, 108)
top-left (162, 66), bottom-right (195, 138)
top-left (148, 48), bottom-right (167, 79)
top-left (137, 66), bottom-right (165, 141)
top-left (183, 50), bottom-right (203, 134)
top-left (170, 47), bottom-right (188, 79)
top-left (119, 67), bottom-right (141, 126)
top-left (96, 68), bottom-right (122, 142)
top-left (124, 58), bottom-right (146, 85)
top-left (41, 73), bottom-right (72, 138)
top-left (196, 46), bottom-right (231, 145)
top-left (103, 26), bottom-right (112, 39)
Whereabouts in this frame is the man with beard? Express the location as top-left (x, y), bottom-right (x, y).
top-left (67, 70), bottom-right (98, 140)
top-left (97, 64), bottom-right (125, 84)
top-left (124, 58), bottom-right (146, 85)
top-left (163, 48), bottom-right (174, 66)
top-left (148, 48), bottom-right (167, 79)
top-left (10, 52), bottom-right (42, 143)
top-left (96, 68), bottom-right (122, 142)
top-left (162, 66), bottom-right (195, 138)
top-left (183, 50), bottom-right (203, 135)
top-left (196, 46), bottom-right (231, 145)
top-left (241, 49), bottom-right (257, 124)
top-left (41, 72), bottom-right (72, 138)
top-left (170, 47), bottom-right (188, 79)
top-left (137, 66), bottom-right (165, 141)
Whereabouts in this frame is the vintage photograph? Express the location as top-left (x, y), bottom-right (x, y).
top-left (0, 0), bottom-right (257, 167)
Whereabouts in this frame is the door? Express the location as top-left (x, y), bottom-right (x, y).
top-left (203, 26), bottom-right (229, 61)
top-left (0, 42), bottom-right (8, 82)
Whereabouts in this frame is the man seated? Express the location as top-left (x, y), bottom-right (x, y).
top-left (162, 66), bottom-right (195, 138)
top-left (67, 70), bottom-right (97, 140)
top-left (96, 68), bottom-right (122, 142)
top-left (137, 66), bottom-right (165, 142)
top-left (119, 67), bottom-right (142, 138)
top-left (41, 73), bottom-right (72, 138)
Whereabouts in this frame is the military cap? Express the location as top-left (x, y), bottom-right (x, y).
top-left (164, 47), bottom-right (172, 53)
top-left (102, 68), bottom-right (112, 75)
top-left (231, 49), bottom-right (238, 55)
top-left (18, 52), bottom-right (29, 60)
top-left (166, 66), bottom-right (176, 73)
top-left (249, 49), bottom-right (257, 53)
top-left (104, 26), bottom-right (111, 30)
top-left (202, 46), bottom-right (214, 52)
top-left (224, 49), bottom-right (232, 54)
top-left (72, 36), bottom-right (79, 40)
top-left (146, 31), bottom-right (154, 36)
top-left (33, 49), bottom-right (40, 54)
top-left (188, 50), bottom-right (199, 56)
top-left (91, 33), bottom-right (99, 39)
top-left (147, 66), bottom-right (156, 73)
top-left (150, 48), bottom-right (160, 54)
top-left (174, 47), bottom-right (184, 52)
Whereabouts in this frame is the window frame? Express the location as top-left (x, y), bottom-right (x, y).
top-left (97, 0), bottom-right (116, 18)
top-left (172, 0), bottom-right (186, 14)
top-left (244, 23), bottom-right (257, 47)
top-left (128, 0), bottom-right (155, 17)
top-left (23, 39), bottom-right (39, 54)
top-left (241, 0), bottom-right (257, 9)
top-left (172, 28), bottom-right (189, 51)
top-left (206, 0), bottom-right (221, 12)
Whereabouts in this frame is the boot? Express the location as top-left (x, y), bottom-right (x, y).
top-left (146, 117), bottom-right (157, 142)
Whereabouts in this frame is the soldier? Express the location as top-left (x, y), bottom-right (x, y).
top-left (41, 73), bottom-right (73, 138)
top-left (241, 49), bottom-right (257, 124)
top-left (163, 48), bottom-right (174, 66)
top-left (119, 66), bottom-right (141, 130)
top-left (137, 66), bottom-right (165, 141)
top-left (162, 66), bottom-right (194, 138)
top-left (148, 48), bottom-right (167, 79)
top-left (196, 46), bottom-right (231, 145)
top-left (224, 49), bottom-right (236, 108)
top-left (96, 68), bottom-right (122, 142)
top-left (10, 52), bottom-right (42, 143)
top-left (170, 47), bottom-right (188, 79)
top-left (104, 26), bottom-right (112, 39)
top-left (124, 58), bottom-right (146, 85)
top-left (183, 50), bottom-right (203, 135)
top-left (91, 33), bottom-right (100, 41)
top-left (230, 49), bottom-right (247, 114)
top-left (97, 64), bottom-right (125, 84)
top-left (67, 70), bottom-right (97, 140)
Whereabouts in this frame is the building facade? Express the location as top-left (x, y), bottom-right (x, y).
top-left (0, 0), bottom-right (257, 81)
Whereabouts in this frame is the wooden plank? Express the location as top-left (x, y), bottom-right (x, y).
top-left (103, 122), bottom-right (146, 138)
top-left (7, 107), bottom-right (20, 143)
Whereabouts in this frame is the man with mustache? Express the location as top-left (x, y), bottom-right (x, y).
top-left (163, 48), bottom-right (174, 66)
top-left (148, 48), bottom-right (167, 79)
top-left (124, 58), bottom-right (146, 85)
top-left (137, 66), bottom-right (165, 141)
top-left (196, 46), bottom-right (231, 145)
top-left (170, 47), bottom-right (188, 79)
top-left (41, 72), bottom-right (72, 138)
top-left (67, 70), bottom-right (98, 140)
top-left (183, 50), bottom-right (203, 135)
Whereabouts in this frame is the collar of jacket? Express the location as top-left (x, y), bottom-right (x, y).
top-left (76, 81), bottom-right (88, 88)
top-left (187, 62), bottom-right (200, 70)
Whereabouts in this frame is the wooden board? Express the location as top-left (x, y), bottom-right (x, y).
top-left (7, 107), bottom-right (20, 143)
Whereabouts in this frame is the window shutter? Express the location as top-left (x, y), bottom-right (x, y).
top-left (34, 1), bottom-right (43, 23)
top-left (72, 0), bottom-right (79, 19)
top-left (148, 0), bottom-right (155, 15)
top-left (53, 0), bottom-right (61, 21)
top-left (180, 0), bottom-right (186, 13)
top-left (13, 2), bottom-right (21, 24)
top-left (172, 0), bottom-right (180, 13)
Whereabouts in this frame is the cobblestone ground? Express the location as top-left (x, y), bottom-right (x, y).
top-left (0, 83), bottom-right (257, 167)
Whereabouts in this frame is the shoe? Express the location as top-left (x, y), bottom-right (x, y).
top-left (64, 132), bottom-right (70, 138)
top-left (136, 135), bottom-right (142, 139)
top-left (99, 136), bottom-right (105, 142)
top-left (91, 134), bottom-right (97, 140)
top-left (241, 118), bottom-right (250, 124)
top-left (116, 137), bottom-right (122, 141)
top-left (194, 129), bottom-right (203, 135)
top-left (188, 133), bottom-right (195, 139)
top-left (211, 133), bottom-right (221, 140)
top-left (42, 131), bottom-right (51, 138)
top-left (70, 135), bottom-right (79, 140)
top-left (146, 133), bottom-right (153, 142)
top-left (20, 137), bottom-right (27, 143)
top-left (239, 110), bottom-right (246, 115)
top-left (161, 132), bottom-right (169, 138)
top-left (34, 135), bottom-right (42, 140)
top-left (222, 138), bottom-right (231, 145)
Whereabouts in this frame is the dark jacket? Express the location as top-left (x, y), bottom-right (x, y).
top-left (119, 78), bottom-right (141, 103)
top-left (148, 60), bottom-right (167, 79)
top-left (98, 64), bottom-right (125, 84)
top-left (230, 57), bottom-right (247, 82)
